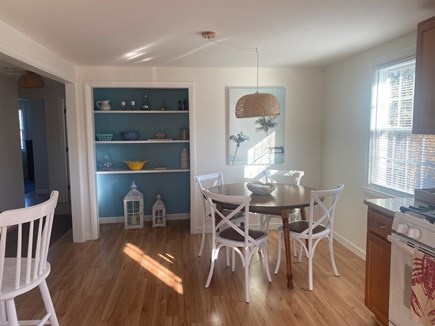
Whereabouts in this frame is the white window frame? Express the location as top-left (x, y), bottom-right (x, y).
top-left (368, 58), bottom-right (435, 196)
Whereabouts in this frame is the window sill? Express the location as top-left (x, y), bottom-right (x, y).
top-left (361, 185), bottom-right (412, 200)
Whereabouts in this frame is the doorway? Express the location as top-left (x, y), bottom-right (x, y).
top-left (18, 81), bottom-right (71, 214)
top-left (19, 99), bottom-right (49, 201)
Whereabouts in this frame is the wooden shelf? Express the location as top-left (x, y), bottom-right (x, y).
top-left (94, 110), bottom-right (189, 114)
top-left (96, 168), bottom-right (190, 175)
top-left (95, 140), bottom-right (189, 144)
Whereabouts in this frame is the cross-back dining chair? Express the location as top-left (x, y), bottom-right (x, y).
top-left (0, 191), bottom-right (59, 326)
top-left (260, 169), bottom-right (305, 232)
top-left (274, 184), bottom-right (344, 291)
top-left (201, 188), bottom-right (272, 303)
top-left (193, 172), bottom-right (244, 257)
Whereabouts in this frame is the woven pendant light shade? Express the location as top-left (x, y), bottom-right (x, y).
top-left (18, 71), bottom-right (45, 88)
top-left (235, 48), bottom-right (280, 118)
top-left (235, 92), bottom-right (280, 118)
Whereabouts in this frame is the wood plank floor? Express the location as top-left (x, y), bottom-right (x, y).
top-left (15, 220), bottom-right (377, 325)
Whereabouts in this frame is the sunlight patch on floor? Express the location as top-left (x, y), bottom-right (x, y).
top-left (123, 242), bottom-right (183, 294)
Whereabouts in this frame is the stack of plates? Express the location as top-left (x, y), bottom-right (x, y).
top-left (180, 148), bottom-right (189, 169)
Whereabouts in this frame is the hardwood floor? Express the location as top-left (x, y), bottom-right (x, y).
top-left (15, 221), bottom-right (376, 325)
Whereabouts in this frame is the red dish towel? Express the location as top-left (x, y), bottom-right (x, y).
top-left (411, 249), bottom-right (435, 325)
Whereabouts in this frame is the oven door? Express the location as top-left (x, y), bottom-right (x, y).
top-left (387, 233), bottom-right (434, 326)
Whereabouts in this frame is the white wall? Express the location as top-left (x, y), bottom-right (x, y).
top-left (76, 66), bottom-right (324, 239)
top-left (322, 32), bottom-right (417, 258)
top-left (0, 75), bottom-right (24, 210)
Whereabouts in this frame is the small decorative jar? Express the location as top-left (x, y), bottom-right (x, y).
top-left (152, 194), bottom-right (166, 227)
top-left (179, 128), bottom-right (189, 140)
top-left (123, 182), bottom-right (144, 229)
top-left (180, 148), bottom-right (189, 169)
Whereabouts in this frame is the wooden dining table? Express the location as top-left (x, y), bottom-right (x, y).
top-left (208, 182), bottom-right (315, 289)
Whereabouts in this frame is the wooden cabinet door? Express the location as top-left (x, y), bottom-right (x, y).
top-left (365, 232), bottom-right (391, 325)
top-left (413, 16), bottom-right (435, 134)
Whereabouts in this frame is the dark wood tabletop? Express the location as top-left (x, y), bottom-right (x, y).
top-left (208, 182), bottom-right (316, 289)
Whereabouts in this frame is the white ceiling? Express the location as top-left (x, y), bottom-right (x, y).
top-left (0, 0), bottom-right (435, 69)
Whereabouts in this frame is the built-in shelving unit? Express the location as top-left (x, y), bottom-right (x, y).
top-left (85, 82), bottom-right (194, 232)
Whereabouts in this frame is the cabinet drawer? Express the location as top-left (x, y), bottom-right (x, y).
top-left (367, 209), bottom-right (393, 240)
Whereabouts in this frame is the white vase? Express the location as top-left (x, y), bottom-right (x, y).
top-left (180, 148), bottom-right (189, 169)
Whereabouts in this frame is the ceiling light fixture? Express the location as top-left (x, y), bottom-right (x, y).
top-left (18, 71), bottom-right (45, 89)
top-left (200, 31), bottom-right (280, 118)
top-left (235, 47), bottom-right (280, 118)
top-left (201, 31), bottom-right (216, 40)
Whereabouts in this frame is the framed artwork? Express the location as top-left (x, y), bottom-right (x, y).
top-left (228, 87), bottom-right (285, 165)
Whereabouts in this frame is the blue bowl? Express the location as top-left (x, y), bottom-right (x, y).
top-left (121, 131), bottom-right (140, 141)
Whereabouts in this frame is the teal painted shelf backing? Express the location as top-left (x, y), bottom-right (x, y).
top-left (93, 87), bottom-right (191, 221)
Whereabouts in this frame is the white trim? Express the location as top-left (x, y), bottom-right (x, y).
top-left (85, 81), bottom-right (196, 239)
top-left (99, 213), bottom-right (190, 224)
top-left (333, 231), bottom-right (366, 260)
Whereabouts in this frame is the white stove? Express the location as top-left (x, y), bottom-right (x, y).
top-left (388, 204), bottom-right (435, 326)
top-left (392, 204), bottom-right (435, 249)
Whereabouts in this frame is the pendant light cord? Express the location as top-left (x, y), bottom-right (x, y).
top-left (256, 48), bottom-right (259, 93)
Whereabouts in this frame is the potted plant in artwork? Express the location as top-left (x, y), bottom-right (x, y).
top-left (229, 131), bottom-right (249, 165)
top-left (255, 116), bottom-right (278, 150)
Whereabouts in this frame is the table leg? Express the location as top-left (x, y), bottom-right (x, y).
top-left (281, 209), bottom-right (293, 289)
top-left (300, 207), bottom-right (309, 248)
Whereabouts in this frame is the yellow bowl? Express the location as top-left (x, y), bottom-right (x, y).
top-left (123, 160), bottom-right (148, 170)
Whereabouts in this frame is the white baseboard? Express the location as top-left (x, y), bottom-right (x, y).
top-left (99, 213), bottom-right (190, 224)
top-left (333, 231), bottom-right (366, 261)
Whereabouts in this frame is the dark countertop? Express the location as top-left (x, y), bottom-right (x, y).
top-left (364, 197), bottom-right (415, 218)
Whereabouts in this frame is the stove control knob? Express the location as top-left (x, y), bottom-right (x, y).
top-left (397, 223), bottom-right (409, 235)
top-left (408, 228), bottom-right (421, 239)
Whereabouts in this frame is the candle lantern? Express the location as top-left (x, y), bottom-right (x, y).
top-left (152, 194), bottom-right (166, 227)
top-left (123, 181), bottom-right (144, 229)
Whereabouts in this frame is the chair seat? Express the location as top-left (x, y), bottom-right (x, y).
top-left (289, 220), bottom-right (327, 234)
top-left (0, 258), bottom-right (51, 300)
top-left (219, 227), bottom-right (266, 242)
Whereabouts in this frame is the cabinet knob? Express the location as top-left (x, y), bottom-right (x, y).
top-left (408, 228), bottom-right (421, 239)
top-left (397, 223), bottom-right (409, 235)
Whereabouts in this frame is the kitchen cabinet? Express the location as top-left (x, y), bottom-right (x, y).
top-left (365, 207), bottom-right (393, 326)
top-left (413, 16), bottom-right (435, 134)
top-left (87, 83), bottom-right (194, 225)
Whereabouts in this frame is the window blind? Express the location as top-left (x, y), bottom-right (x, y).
top-left (369, 59), bottom-right (435, 195)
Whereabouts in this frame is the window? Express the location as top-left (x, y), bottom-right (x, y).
top-left (368, 58), bottom-right (435, 195)
top-left (18, 108), bottom-right (25, 150)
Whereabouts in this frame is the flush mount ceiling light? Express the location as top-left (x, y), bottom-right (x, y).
top-left (18, 71), bottom-right (45, 88)
top-left (200, 31), bottom-right (280, 118)
top-left (235, 47), bottom-right (280, 118)
top-left (201, 31), bottom-right (216, 40)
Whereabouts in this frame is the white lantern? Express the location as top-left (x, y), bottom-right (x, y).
top-left (123, 181), bottom-right (144, 229)
top-left (152, 194), bottom-right (166, 227)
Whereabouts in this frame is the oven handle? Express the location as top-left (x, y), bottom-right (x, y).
top-left (387, 234), bottom-right (416, 255)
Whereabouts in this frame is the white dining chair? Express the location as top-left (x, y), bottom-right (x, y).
top-left (193, 172), bottom-right (244, 257)
top-left (202, 189), bottom-right (272, 303)
top-left (274, 184), bottom-right (344, 291)
top-left (0, 191), bottom-right (59, 326)
top-left (259, 169), bottom-right (305, 231)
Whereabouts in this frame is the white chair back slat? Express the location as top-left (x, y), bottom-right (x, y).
top-left (0, 227), bottom-right (6, 293)
top-left (26, 221), bottom-right (35, 285)
top-left (33, 217), bottom-right (42, 280)
top-left (15, 225), bottom-right (22, 290)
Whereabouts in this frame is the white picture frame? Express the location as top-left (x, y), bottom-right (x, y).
top-left (228, 87), bottom-right (286, 165)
